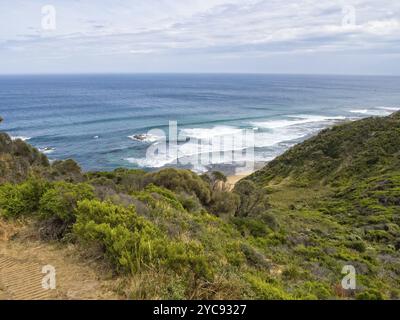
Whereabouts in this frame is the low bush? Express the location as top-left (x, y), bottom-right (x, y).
top-left (233, 217), bottom-right (270, 238)
top-left (246, 274), bottom-right (292, 300)
top-left (346, 240), bottom-right (367, 253)
top-left (297, 281), bottom-right (333, 300)
top-left (49, 159), bottom-right (83, 182)
top-left (234, 180), bottom-right (270, 217)
top-left (146, 168), bottom-right (212, 204)
top-left (209, 191), bottom-right (240, 217)
top-left (240, 243), bottom-right (271, 268)
top-left (73, 199), bottom-right (216, 281)
top-left (261, 212), bottom-right (280, 231)
top-left (73, 199), bottom-right (162, 273)
top-left (39, 181), bottom-right (94, 223)
top-left (176, 193), bottom-right (202, 212)
top-left (356, 289), bottom-right (384, 300)
top-left (0, 178), bottom-right (49, 218)
top-left (163, 241), bottom-right (214, 281)
top-left (144, 184), bottom-right (185, 211)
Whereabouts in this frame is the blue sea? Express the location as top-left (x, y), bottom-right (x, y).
top-left (1, 74), bottom-right (400, 173)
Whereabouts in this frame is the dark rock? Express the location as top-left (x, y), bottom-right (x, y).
top-left (133, 134), bottom-right (147, 141)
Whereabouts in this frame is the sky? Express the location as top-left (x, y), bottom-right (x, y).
top-left (0, 0), bottom-right (399, 75)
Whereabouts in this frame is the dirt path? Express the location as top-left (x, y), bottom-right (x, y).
top-left (0, 254), bottom-right (53, 300)
top-left (0, 222), bottom-right (123, 300)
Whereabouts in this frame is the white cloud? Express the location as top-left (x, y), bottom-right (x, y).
top-left (0, 0), bottom-right (399, 73)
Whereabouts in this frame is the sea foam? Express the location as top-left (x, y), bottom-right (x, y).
top-left (125, 114), bottom-right (351, 169)
top-left (251, 115), bottom-right (346, 130)
top-left (349, 106), bottom-right (399, 116)
top-left (11, 136), bottom-right (31, 141)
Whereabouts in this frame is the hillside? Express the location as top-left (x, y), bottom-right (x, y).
top-left (246, 111), bottom-right (400, 299)
top-left (1, 113), bottom-right (400, 300)
top-left (250, 111), bottom-right (400, 187)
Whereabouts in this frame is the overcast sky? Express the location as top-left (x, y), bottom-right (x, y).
top-left (0, 0), bottom-right (399, 75)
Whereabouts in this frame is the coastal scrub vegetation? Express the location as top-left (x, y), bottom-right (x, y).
top-left (1, 112), bottom-right (400, 299)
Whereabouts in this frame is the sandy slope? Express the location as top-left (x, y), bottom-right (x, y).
top-left (0, 220), bottom-right (122, 300)
top-left (226, 171), bottom-right (253, 190)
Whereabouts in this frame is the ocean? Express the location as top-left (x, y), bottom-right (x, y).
top-left (1, 74), bottom-right (399, 174)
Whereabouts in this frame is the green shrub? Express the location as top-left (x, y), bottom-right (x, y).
top-left (234, 180), bottom-right (270, 217)
top-left (146, 168), bottom-right (211, 204)
top-left (144, 184), bottom-right (185, 211)
top-left (50, 159), bottom-right (83, 182)
top-left (176, 193), bottom-right (202, 212)
top-left (356, 289), bottom-right (384, 300)
top-left (0, 133), bottom-right (12, 154)
top-left (89, 177), bottom-right (118, 200)
top-left (0, 178), bottom-right (48, 218)
top-left (365, 230), bottom-right (391, 242)
top-left (39, 181), bottom-right (94, 223)
top-left (346, 240), bottom-right (367, 253)
top-left (233, 217), bottom-right (270, 238)
top-left (0, 132), bottom-right (49, 183)
top-left (163, 241), bottom-right (214, 281)
top-left (73, 199), bottom-right (162, 273)
top-left (12, 139), bottom-right (34, 158)
top-left (299, 281), bottom-right (333, 300)
top-left (246, 274), bottom-right (292, 300)
top-left (209, 191), bottom-right (240, 217)
top-left (73, 199), bottom-right (216, 280)
top-left (240, 243), bottom-right (270, 268)
top-left (113, 168), bottom-right (147, 192)
top-left (261, 212), bottom-right (280, 231)
top-left (282, 265), bottom-right (303, 280)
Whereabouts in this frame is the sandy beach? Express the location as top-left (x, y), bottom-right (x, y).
top-left (226, 171), bottom-right (254, 189)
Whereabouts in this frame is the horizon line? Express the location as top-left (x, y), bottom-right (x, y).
top-left (0, 72), bottom-right (400, 78)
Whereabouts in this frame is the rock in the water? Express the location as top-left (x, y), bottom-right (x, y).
top-left (133, 134), bottom-right (147, 141)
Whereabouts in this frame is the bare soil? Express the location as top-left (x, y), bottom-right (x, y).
top-left (0, 219), bottom-right (123, 300)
